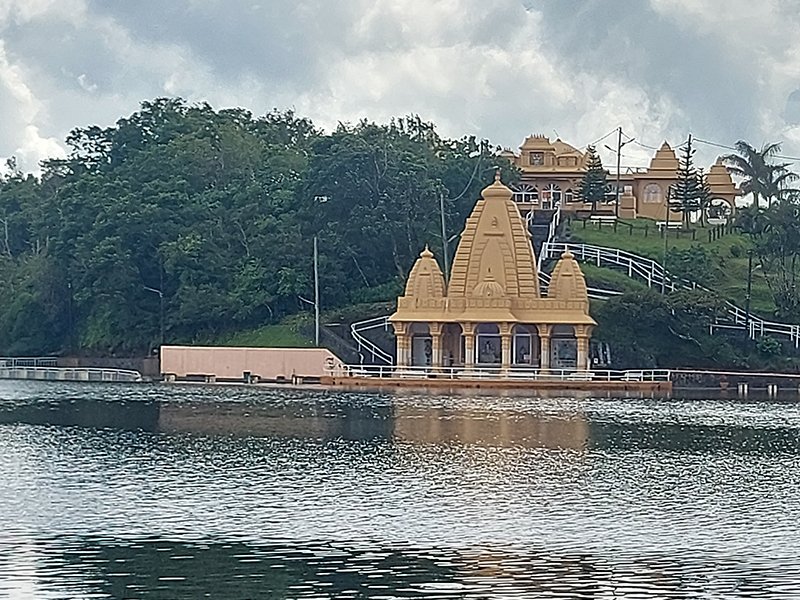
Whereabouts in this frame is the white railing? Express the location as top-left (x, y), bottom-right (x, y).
top-left (0, 356), bottom-right (58, 368)
top-left (541, 242), bottom-right (800, 347)
top-left (329, 363), bottom-right (670, 382)
top-left (0, 367), bottom-right (142, 383)
top-left (350, 316), bottom-right (394, 364)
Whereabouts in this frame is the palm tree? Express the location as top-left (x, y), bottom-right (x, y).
top-left (720, 141), bottom-right (799, 207)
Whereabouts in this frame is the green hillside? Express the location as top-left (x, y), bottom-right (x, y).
top-left (565, 216), bottom-right (776, 317)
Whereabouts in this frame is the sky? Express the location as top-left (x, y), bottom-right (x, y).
top-left (1, 0), bottom-right (800, 175)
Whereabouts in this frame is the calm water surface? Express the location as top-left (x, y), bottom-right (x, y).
top-left (1, 380), bottom-right (800, 598)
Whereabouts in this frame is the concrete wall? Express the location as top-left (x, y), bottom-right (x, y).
top-left (160, 346), bottom-right (344, 382)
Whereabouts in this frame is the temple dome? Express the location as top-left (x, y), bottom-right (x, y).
top-left (707, 159), bottom-right (738, 195)
top-left (547, 250), bottom-right (589, 306)
top-left (647, 142), bottom-right (679, 173)
top-left (404, 246), bottom-right (445, 299)
top-left (472, 267), bottom-right (505, 298)
top-left (448, 173), bottom-right (540, 299)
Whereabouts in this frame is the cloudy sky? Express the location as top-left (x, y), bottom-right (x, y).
top-left (2, 0), bottom-right (800, 174)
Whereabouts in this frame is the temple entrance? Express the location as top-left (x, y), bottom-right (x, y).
top-left (550, 324), bottom-right (577, 370)
top-left (409, 323), bottom-right (432, 366)
top-left (476, 323), bottom-right (501, 365)
top-left (441, 323), bottom-right (463, 367)
top-left (513, 324), bottom-right (540, 366)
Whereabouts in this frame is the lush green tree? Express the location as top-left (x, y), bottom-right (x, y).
top-left (0, 100), bottom-right (512, 356)
top-left (577, 145), bottom-right (608, 213)
top-left (720, 140), bottom-right (799, 207)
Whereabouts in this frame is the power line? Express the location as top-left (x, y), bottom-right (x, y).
top-left (582, 127), bottom-right (619, 150)
top-left (693, 138), bottom-right (800, 162)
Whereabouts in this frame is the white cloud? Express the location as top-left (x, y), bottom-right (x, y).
top-left (0, 0), bottom-right (798, 173)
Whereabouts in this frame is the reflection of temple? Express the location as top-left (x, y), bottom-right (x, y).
top-left (390, 173), bottom-right (596, 372)
top-left (501, 135), bottom-right (739, 221)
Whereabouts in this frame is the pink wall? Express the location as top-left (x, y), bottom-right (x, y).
top-left (161, 346), bottom-right (342, 380)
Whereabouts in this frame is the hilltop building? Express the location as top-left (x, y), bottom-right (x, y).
top-left (390, 173), bottom-right (595, 372)
top-left (500, 135), bottom-right (739, 221)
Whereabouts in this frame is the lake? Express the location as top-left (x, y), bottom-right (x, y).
top-left (1, 380), bottom-right (799, 599)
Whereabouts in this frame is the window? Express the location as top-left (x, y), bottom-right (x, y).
top-left (529, 152), bottom-right (544, 166)
top-left (512, 183), bottom-right (539, 203)
top-left (564, 188), bottom-right (574, 203)
top-left (643, 183), bottom-right (662, 204)
top-left (541, 183), bottom-right (562, 204)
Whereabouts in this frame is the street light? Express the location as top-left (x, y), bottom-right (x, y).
top-left (143, 286), bottom-right (164, 348)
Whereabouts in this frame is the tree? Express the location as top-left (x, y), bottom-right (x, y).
top-left (720, 140), bottom-right (799, 207)
top-left (577, 145), bottom-right (608, 213)
top-left (736, 202), bottom-right (800, 320)
top-left (670, 135), bottom-right (704, 229)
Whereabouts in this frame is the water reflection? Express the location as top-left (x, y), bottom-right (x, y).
top-left (2, 381), bottom-right (800, 598)
top-left (3, 536), bottom-right (799, 599)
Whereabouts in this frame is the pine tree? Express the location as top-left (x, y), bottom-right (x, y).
top-left (578, 145), bottom-right (609, 213)
top-left (670, 135), bottom-right (704, 229)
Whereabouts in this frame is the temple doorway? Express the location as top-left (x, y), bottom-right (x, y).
top-left (550, 324), bottom-right (577, 370)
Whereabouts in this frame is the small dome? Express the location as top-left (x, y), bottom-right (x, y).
top-left (404, 246), bottom-right (445, 299)
top-left (472, 267), bottom-right (505, 298)
top-left (547, 250), bottom-right (589, 304)
top-left (480, 170), bottom-right (514, 202)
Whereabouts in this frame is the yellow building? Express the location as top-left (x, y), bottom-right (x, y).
top-left (390, 173), bottom-right (596, 372)
top-left (502, 135), bottom-right (739, 221)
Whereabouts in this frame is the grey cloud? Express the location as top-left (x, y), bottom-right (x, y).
top-left (85, 0), bottom-right (336, 89)
top-left (529, 0), bottom-right (760, 144)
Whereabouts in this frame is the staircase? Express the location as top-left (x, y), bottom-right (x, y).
top-left (528, 209), bottom-right (556, 260)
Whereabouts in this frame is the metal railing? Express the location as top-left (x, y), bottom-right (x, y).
top-left (541, 242), bottom-right (800, 347)
top-left (0, 367), bottom-right (142, 383)
top-left (0, 356), bottom-right (58, 368)
top-left (329, 363), bottom-right (670, 382)
top-left (351, 316), bottom-right (394, 364)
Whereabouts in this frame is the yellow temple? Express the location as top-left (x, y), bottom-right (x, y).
top-left (390, 173), bottom-right (596, 372)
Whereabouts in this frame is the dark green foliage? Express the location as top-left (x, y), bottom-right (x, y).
top-left (592, 288), bottom-right (738, 369)
top-left (577, 145), bottom-right (608, 212)
top-left (756, 335), bottom-right (782, 357)
top-left (736, 202), bottom-right (800, 320)
top-left (665, 244), bottom-right (722, 285)
top-left (0, 99), bottom-right (511, 355)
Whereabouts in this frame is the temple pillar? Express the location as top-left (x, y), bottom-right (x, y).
top-left (462, 322), bottom-right (476, 373)
top-left (500, 322), bottom-right (512, 373)
top-left (430, 323), bottom-right (443, 371)
top-left (393, 322), bottom-right (409, 368)
top-left (537, 324), bottom-right (553, 372)
top-left (575, 324), bottom-right (593, 371)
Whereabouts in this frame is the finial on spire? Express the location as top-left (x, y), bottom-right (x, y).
top-left (494, 168), bottom-right (501, 183)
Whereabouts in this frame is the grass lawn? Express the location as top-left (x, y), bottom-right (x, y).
top-left (566, 216), bottom-right (778, 317)
top-left (214, 323), bottom-right (314, 348)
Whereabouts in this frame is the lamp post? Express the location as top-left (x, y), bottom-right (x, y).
top-left (143, 285), bottom-right (164, 348)
top-left (314, 236), bottom-right (319, 347)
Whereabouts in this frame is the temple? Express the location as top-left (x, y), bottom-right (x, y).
top-left (500, 135), bottom-right (739, 222)
top-left (390, 173), bottom-right (596, 372)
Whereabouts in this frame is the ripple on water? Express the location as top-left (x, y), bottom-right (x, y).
top-left (1, 380), bottom-right (800, 598)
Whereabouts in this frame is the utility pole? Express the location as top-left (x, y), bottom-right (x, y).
top-left (662, 186), bottom-right (672, 294)
top-left (314, 236), bottom-right (319, 347)
top-left (608, 127), bottom-right (634, 218)
top-left (744, 249), bottom-right (753, 344)
top-left (440, 193), bottom-right (450, 282)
